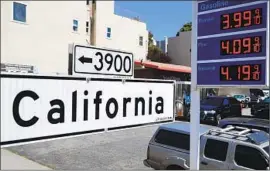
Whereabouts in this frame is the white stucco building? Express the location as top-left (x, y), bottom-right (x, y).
top-left (95, 1), bottom-right (148, 62)
top-left (1, 1), bottom-right (148, 74)
top-left (157, 31), bottom-right (191, 67)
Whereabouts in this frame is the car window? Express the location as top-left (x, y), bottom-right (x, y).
top-left (154, 129), bottom-right (190, 150)
top-left (234, 95), bottom-right (244, 99)
top-left (223, 99), bottom-right (229, 106)
top-left (201, 97), bottom-right (223, 106)
top-left (234, 145), bottom-right (268, 170)
top-left (263, 146), bottom-right (269, 155)
top-left (229, 98), bottom-right (240, 104)
top-left (204, 139), bottom-right (228, 161)
top-left (264, 97), bottom-right (270, 103)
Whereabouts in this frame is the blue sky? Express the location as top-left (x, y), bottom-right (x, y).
top-left (115, 1), bottom-right (192, 41)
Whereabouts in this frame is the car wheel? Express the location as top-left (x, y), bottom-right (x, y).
top-left (215, 114), bottom-right (221, 125)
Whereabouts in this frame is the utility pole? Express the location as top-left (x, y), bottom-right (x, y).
top-left (90, 0), bottom-right (96, 46)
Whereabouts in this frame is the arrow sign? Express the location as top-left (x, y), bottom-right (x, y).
top-left (78, 56), bottom-right (92, 64)
top-left (73, 45), bottom-right (134, 78)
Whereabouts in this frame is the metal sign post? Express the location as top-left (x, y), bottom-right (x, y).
top-left (191, 0), bottom-right (269, 169)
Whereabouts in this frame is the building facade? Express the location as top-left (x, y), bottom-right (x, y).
top-left (94, 1), bottom-right (148, 62)
top-left (1, 1), bottom-right (148, 75)
top-left (156, 31), bottom-right (191, 67)
top-left (1, 1), bottom-right (91, 74)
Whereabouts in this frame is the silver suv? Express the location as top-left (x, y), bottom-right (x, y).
top-left (143, 122), bottom-right (269, 170)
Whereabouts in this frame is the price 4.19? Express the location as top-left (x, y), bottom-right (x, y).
top-left (220, 64), bottom-right (261, 81)
top-left (94, 52), bottom-right (132, 73)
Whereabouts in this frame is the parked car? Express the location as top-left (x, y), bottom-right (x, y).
top-left (143, 122), bottom-right (269, 170)
top-left (217, 117), bottom-right (269, 133)
top-left (251, 97), bottom-right (270, 119)
top-left (233, 94), bottom-right (249, 108)
top-left (199, 96), bottom-right (242, 125)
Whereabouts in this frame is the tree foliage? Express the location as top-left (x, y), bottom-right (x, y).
top-left (176, 22), bottom-right (192, 36)
top-left (147, 31), bottom-right (171, 63)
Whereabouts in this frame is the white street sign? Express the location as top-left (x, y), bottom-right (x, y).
top-left (73, 45), bottom-right (134, 78)
top-left (0, 74), bottom-right (174, 147)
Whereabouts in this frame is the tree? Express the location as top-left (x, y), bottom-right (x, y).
top-left (176, 22), bottom-right (192, 36)
top-left (148, 31), bottom-right (154, 47)
top-left (147, 31), bottom-right (172, 64)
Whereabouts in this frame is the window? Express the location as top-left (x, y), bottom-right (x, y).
top-left (154, 129), bottom-right (190, 150)
top-left (204, 139), bottom-right (228, 161)
top-left (235, 145), bottom-right (268, 170)
top-left (86, 21), bottom-right (89, 33)
top-left (107, 27), bottom-right (111, 38)
top-left (229, 98), bottom-right (240, 104)
top-left (223, 99), bottom-right (229, 106)
top-left (201, 97), bottom-right (223, 106)
top-left (73, 20), bottom-right (78, 32)
top-left (139, 36), bottom-right (143, 46)
top-left (13, 2), bottom-right (26, 22)
top-left (86, 0), bottom-right (90, 5)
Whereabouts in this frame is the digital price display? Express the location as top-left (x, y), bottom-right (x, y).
top-left (220, 64), bottom-right (261, 81)
top-left (220, 8), bottom-right (262, 30)
top-left (220, 36), bottom-right (262, 55)
top-left (195, 0), bottom-right (268, 86)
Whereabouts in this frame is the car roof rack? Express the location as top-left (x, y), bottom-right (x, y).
top-left (208, 125), bottom-right (267, 145)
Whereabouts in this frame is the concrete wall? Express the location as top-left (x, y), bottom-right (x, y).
top-left (95, 1), bottom-right (148, 61)
top-left (167, 31), bottom-right (191, 66)
top-left (1, 1), bottom-right (90, 74)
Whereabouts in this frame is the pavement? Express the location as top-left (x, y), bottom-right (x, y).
top-left (3, 123), bottom-right (162, 170)
top-left (1, 149), bottom-right (51, 170)
top-left (0, 109), bottom-right (253, 170)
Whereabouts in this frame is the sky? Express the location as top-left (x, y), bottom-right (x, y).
top-left (115, 1), bottom-right (192, 41)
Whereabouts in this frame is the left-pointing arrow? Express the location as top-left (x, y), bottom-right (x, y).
top-left (78, 56), bottom-right (93, 64)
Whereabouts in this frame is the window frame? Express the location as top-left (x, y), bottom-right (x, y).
top-left (13, 1), bottom-right (27, 23)
top-left (86, 21), bottom-right (89, 34)
top-left (73, 19), bottom-right (79, 32)
top-left (139, 36), bottom-right (143, 46)
top-left (203, 138), bottom-right (229, 162)
top-left (106, 27), bottom-right (111, 38)
top-left (234, 144), bottom-right (269, 170)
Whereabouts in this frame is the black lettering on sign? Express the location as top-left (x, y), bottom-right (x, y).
top-left (114, 55), bottom-right (122, 72)
top-left (123, 97), bottom-right (131, 117)
top-left (106, 98), bottom-right (118, 119)
top-left (149, 91), bottom-right (152, 115)
top-left (72, 91), bottom-right (77, 122)
top-left (94, 52), bottom-right (103, 71)
top-left (11, 89), bottom-right (166, 128)
top-left (135, 97), bottom-right (145, 116)
top-left (13, 90), bottom-right (39, 127)
top-left (105, 53), bottom-right (113, 71)
top-left (94, 91), bottom-right (102, 120)
top-left (84, 90), bottom-right (89, 121)
top-left (155, 97), bottom-right (164, 114)
top-left (47, 99), bottom-right (65, 124)
top-left (92, 51), bottom-right (131, 74)
top-left (123, 56), bottom-right (131, 73)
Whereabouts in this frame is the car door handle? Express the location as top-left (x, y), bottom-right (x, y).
top-left (201, 161), bottom-right (208, 165)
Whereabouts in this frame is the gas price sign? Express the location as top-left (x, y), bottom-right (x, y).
top-left (195, 0), bottom-right (269, 87)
